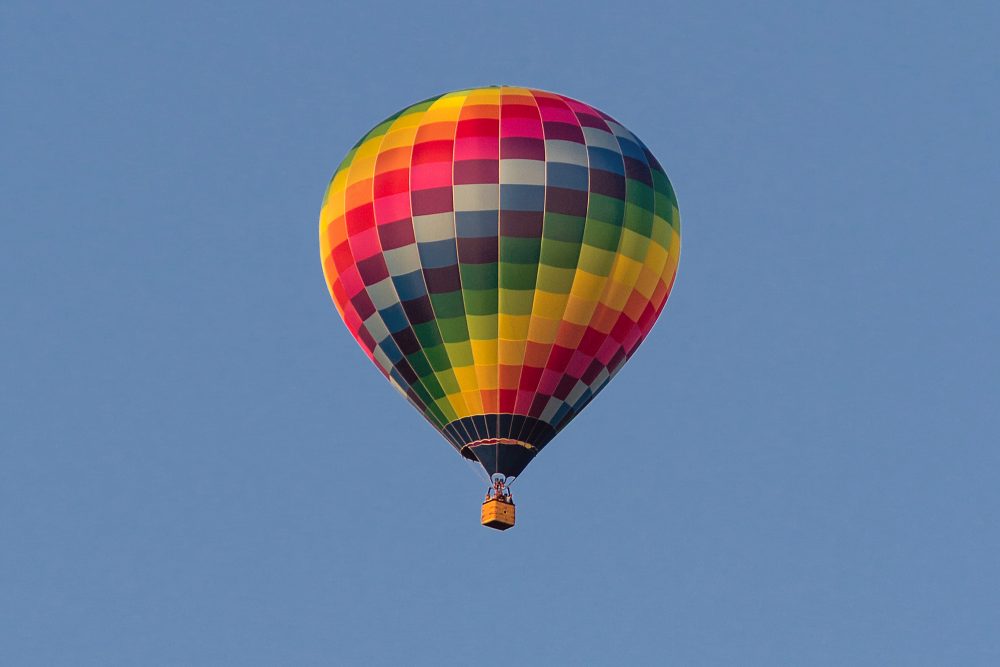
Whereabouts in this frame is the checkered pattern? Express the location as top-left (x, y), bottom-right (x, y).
top-left (320, 87), bottom-right (680, 476)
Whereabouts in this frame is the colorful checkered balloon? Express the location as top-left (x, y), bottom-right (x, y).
top-left (320, 87), bottom-right (680, 479)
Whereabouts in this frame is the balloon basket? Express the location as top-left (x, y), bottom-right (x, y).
top-left (481, 497), bottom-right (516, 530)
top-left (481, 477), bottom-right (516, 530)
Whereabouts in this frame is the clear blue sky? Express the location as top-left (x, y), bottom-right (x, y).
top-left (3, 1), bottom-right (997, 664)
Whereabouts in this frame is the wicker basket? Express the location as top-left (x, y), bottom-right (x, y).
top-left (481, 498), bottom-right (516, 530)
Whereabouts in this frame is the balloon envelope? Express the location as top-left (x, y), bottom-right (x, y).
top-left (320, 86), bottom-right (680, 479)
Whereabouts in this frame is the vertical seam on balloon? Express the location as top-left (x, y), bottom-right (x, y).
top-left (319, 161), bottom-right (349, 320)
top-left (457, 88), bottom-right (499, 454)
top-left (334, 120), bottom-right (439, 423)
top-left (516, 94), bottom-right (594, 446)
top-left (524, 95), bottom-right (628, 444)
top-left (599, 128), bottom-right (658, 394)
top-left (620, 138), bottom-right (680, 366)
top-left (506, 87), bottom-right (547, 446)
top-left (549, 106), bottom-right (631, 433)
top-left (431, 95), bottom-right (484, 449)
top-left (371, 110), bottom-right (459, 441)
top-left (402, 95), bottom-right (479, 449)
top-left (369, 113), bottom-right (456, 432)
top-left (615, 135), bottom-right (668, 373)
top-left (357, 108), bottom-right (457, 444)
top-left (381, 98), bottom-right (478, 447)
top-left (656, 153), bottom-right (682, 325)
top-left (511, 92), bottom-right (583, 446)
top-left (401, 101), bottom-right (476, 445)
top-left (496, 86), bottom-right (504, 474)
top-left (337, 135), bottom-right (393, 375)
top-left (566, 121), bottom-right (656, 423)
top-left (447, 91), bottom-right (485, 447)
top-left (325, 149), bottom-right (375, 347)
top-left (437, 97), bottom-right (485, 448)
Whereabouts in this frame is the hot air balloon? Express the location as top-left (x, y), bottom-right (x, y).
top-left (319, 86), bottom-right (680, 529)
